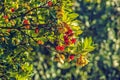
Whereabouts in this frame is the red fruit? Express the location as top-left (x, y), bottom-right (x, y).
top-left (47, 1), bottom-right (53, 7)
top-left (59, 46), bottom-right (65, 51)
top-left (65, 29), bottom-right (73, 36)
top-left (35, 27), bottom-right (39, 34)
top-left (71, 38), bottom-right (76, 44)
top-left (56, 46), bottom-right (60, 51)
top-left (23, 19), bottom-right (29, 25)
top-left (55, 45), bottom-right (65, 51)
top-left (64, 35), bottom-right (68, 40)
top-left (10, 8), bottom-right (15, 12)
top-left (69, 32), bottom-right (73, 36)
top-left (3, 15), bottom-right (8, 19)
top-left (64, 39), bottom-right (70, 45)
top-left (69, 55), bottom-right (74, 60)
top-left (64, 35), bottom-right (70, 45)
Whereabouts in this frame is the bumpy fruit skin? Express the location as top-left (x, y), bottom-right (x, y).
top-left (69, 55), bottom-right (74, 60)
top-left (65, 29), bottom-right (73, 36)
top-left (23, 19), bottom-right (29, 25)
top-left (10, 8), bottom-right (15, 12)
top-left (35, 27), bottom-right (39, 34)
top-left (23, 19), bottom-right (30, 29)
top-left (64, 39), bottom-right (70, 45)
top-left (3, 15), bottom-right (9, 23)
top-left (47, 1), bottom-right (53, 7)
top-left (71, 38), bottom-right (76, 44)
top-left (37, 40), bottom-right (44, 45)
top-left (25, 25), bottom-right (30, 29)
top-left (64, 35), bottom-right (68, 40)
top-left (55, 45), bottom-right (65, 51)
top-left (76, 55), bottom-right (89, 67)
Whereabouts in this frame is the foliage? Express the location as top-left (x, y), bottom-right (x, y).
top-left (74, 0), bottom-right (120, 80)
top-left (0, 0), bottom-right (95, 79)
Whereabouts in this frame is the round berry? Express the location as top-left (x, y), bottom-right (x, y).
top-left (55, 45), bottom-right (65, 51)
top-left (48, 1), bottom-right (53, 7)
top-left (23, 19), bottom-right (29, 25)
top-left (25, 25), bottom-right (30, 29)
top-left (37, 40), bottom-right (44, 45)
top-left (69, 55), bottom-right (74, 60)
top-left (10, 8), bottom-right (15, 12)
top-left (35, 27), bottom-right (39, 34)
top-left (71, 38), bottom-right (76, 44)
top-left (3, 15), bottom-right (8, 19)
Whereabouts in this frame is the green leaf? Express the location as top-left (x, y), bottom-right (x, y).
top-left (68, 13), bottom-right (79, 20)
top-left (82, 37), bottom-right (95, 52)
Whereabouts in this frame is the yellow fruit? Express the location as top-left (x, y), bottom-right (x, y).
top-left (76, 55), bottom-right (89, 67)
top-left (1, 37), bottom-right (5, 41)
top-left (60, 54), bottom-right (65, 60)
top-left (5, 19), bottom-right (9, 23)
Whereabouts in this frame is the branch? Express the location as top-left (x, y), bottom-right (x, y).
top-left (20, 30), bottom-right (52, 50)
top-left (0, 24), bottom-right (48, 30)
top-left (9, 4), bottom-right (56, 20)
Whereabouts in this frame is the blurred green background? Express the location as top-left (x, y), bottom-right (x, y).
top-left (32, 0), bottom-right (120, 80)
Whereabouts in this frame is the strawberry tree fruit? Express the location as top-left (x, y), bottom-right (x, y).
top-left (23, 19), bottom-right (30, 29)
top-left (3, 15), bottom-right (8, 19)
top-left (47, 1), bottom-right (53, 7)
top-left (76, 55), bottom-right (89, 67)
top-left (5, 19), bottom-right (9, 23)
top-left (35, 27), bottom-right (39, 34)
top-left (70, 38), bottom-right (76, 44)
top-left (55, 45), bottom-right (65, 52)
top-left (3, 15), bottom-right (9, 23)
top-left (65, 29), bottom-right (73, 36)
top-left (0, 0), bottom-right (95, 79)
top-left (1, 37), bottom-right (5, 41)
top-left (10, 8), bottom-right (15, 12)
top-left (69, 55), bottom-right (74, 60)
top-left (37, 40), bottom-right (44, 45)
top-left (7, 29), bottom-right (11, 33)
top-left (23, 19), bottom-right (29, 25)
top-left (25, 25), bottom-right (30, 29)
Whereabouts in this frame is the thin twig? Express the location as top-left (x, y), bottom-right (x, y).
top-left (20, 31), bottom-right (37, 42)
top-left (0, 24), bottom-right (47, 30)
top-left (9, 4), bottom-right (56, 20)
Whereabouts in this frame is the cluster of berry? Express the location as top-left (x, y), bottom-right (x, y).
top-left (55, 22), bottom-right (77, 62)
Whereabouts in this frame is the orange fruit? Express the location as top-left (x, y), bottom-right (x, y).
top-left (25, 25), bottom-right (30, 29)
top-left (37, 40), bottom-right (44, 45)
top-left (5, 19), bottom-right (9, 23)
